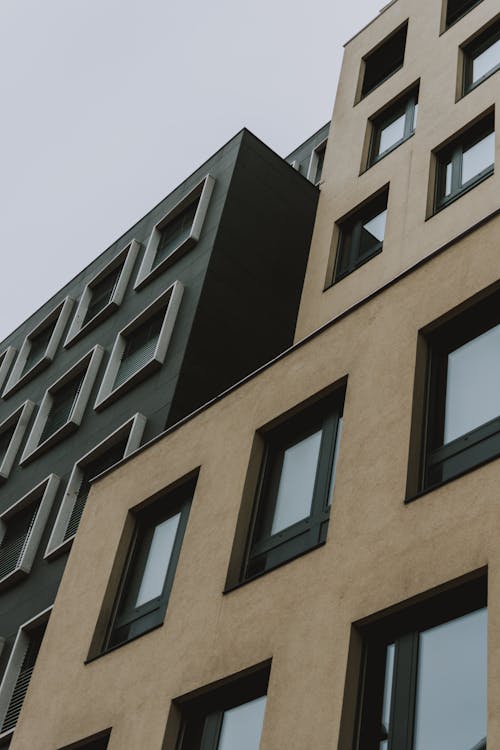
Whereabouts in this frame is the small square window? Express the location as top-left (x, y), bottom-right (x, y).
top-left (353, 576), bottom-right (486, 750)
top-left (307, 139), bottom-right (328, 185)
top-left (0, 400), bottom-right (35, 481)
top-left (332, 188), bottom-right (388, 283)
top-left (445, 0), bottom-right (484, 29)
top-left (241, 390), bottom-right (343, 582)
top-left (433, 112), bottom-right (494, 212)
top-left (368, 87), bottom-right (418, 166)
top-left (462, 17), bottom-right (500, 95)
top-left (359, 23), bottom-right (408, 100)
top-left (101, 478), bottom-right (194, 651)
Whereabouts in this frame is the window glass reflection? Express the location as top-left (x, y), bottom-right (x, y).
top-left (473, 38), bottom-right (500, 83)
top-left (462, 132), bottom-right (495, 185)
top-left (218, 696), bottom-right (266, 750)
top-left (135, 512), bottom-right (180, 606)
top-left (379, 114), bottom-right (406, 155)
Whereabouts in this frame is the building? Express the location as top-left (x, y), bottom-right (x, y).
top-left (2, 0), bottom-right (500, 746)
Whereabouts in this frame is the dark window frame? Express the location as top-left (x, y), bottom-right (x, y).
top-left (369, 88), bottom-right (418, 166)
top-left (359, 23), bottom-right (408, 100)
top-left (462, 17), bottom-right (500, 95)
top-left (445, 0), bottom-right (484, 30)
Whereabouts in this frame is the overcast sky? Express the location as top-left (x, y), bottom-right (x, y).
top-left (0, 0), bottom-right (383, 342)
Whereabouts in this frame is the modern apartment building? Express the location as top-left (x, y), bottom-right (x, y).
top-left (3, 0), bottom-right (500, 747)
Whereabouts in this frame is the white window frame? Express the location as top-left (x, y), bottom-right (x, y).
top-left (0, 605), bottom-right (52, 741)
top-left (94, 282), bottom-right (183, 411)
top-left (65, 240), bottom-right (140, 347)
top-left (3, 297), bottom-right (74, 398)
top-left (134, 175), bottom-right (215, 289)
top-left (45, 413), bottom-right (147, 559)
top-left (0, 347), bottom-right (16, 393)
top-left (307, 137), bottom-right (328, 185)
top-left (0, 400), bottom-right (35, 481)
top-left (20, 346), bottom-right (104, 465)
top-left (0, 475), bottom-right (59, 589)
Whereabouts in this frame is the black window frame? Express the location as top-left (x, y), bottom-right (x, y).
top-left (434, 112), bottom-right (494, 212)
top-left (445, 0), bottom-right (484, 29)
top-left (241, 391), bottom-right (344, 582)
top-left (360, 23), bottom-right (408, 100)
top-left (354, 575), bottom-right (487, 750)
top-left (462, 17), bottom-right (500, 95)
top-left (369, 87), bottom-right (418, 166)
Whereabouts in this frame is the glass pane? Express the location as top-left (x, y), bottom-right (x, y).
top-left (462, 132), bottom-right (495, 185)
top-left (378, 113), bottom-right (406, 155)
top-left (328, 417), bottom-right (343, 506)
top-left (413, 608), bottom-right (487, 750)
top-left (473, 38), bottom-right (500, 83)
top-left (271, 429), bottom-right (322, 534)
top-left (412, 102), bottom-right (418, 130)
top-left (444, 322), bottom-right (500, 443)
top-left (135, 512), bottom-right (180, 607)
top-left (381, 643), bottom-right (395, 742)
top-left (363, 210), bottom-right (387, 243)
top-left (218, 696), bottom-right (266, 750)
top-left (445, 161), bottom-right (453, 196)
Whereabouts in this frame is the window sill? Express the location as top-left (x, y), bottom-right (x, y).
top-left (134, 236), bottom-right (196, 291)
top-left (94, 358), bottom-right (162, 411)
top-left (432, 167), bottom-right (494, 217)
top-left (19, 420), bottom-right (77, 465)
top-left (85, 621), bottom-right (164, 665)
top-left (64, 301), bottom-right (119, 348)
top-left (364, 131), bottom-right (415, 173)
top-left (327, 245), bottom-right (383, 289)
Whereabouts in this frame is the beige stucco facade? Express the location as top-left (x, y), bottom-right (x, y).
top-left (9, 0), bottom-right (500, 748)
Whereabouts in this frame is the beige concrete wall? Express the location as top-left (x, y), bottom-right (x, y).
top-left (295, 0), bottom-right (500, 341)
top-left (9, 208), bottom-right (500, 748)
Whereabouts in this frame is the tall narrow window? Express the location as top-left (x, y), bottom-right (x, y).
top-left (463, 19), bottom-right (500, 94)
top-left (369, 88), bottom-right (418, 165)
top-left (333, 188), bottom-right (388, 282)
top-left (114, 311), bottom-right (164, 390)
top-left (83, 266), bottom-right (122, 327)
top-left (154, 200), bottom-right (199, 268)
top-left (0, 502), bottom-right (39, 583)
top-left (0, 623), bottom-right (46, 735)
top-left (39, 374), bottom-right (84, 444)
top-left (360, 23), bottom-right (408, 99)
top-left (0, 401), bottom-right (34, 481)
top-left (22, 323), bottom-right (55, 376)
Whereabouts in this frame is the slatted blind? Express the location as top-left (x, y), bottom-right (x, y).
top-left (0, 423), bottom-right (16, 466)
top-left (40, 374), bottom-right (84, 444)
top-left (114, 310), bottom-right (164, 389)
top-left (0, 502), bottom-right (39, 581)
top-left (83, 265), bottom-right (122, 326)
top-left (22, 322), bottom-right (55, 376)
top-left (1, 623), bottom-right (46, 734)
top-left (63, 441), bottom-right (126, 542)
top-left (154, 200), bottom-right (198, 267)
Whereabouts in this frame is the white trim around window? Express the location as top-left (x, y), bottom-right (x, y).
top-left (0, 605), bottom-right (52, 741)
top-left (64, 240), bottom-right (141, 347)
top-left (0, 348), bottom-right (16, 394)
top-left (134, 175), bottom-right (215, 289)
top-left (0, 475), bottom-right (59, 589)
top-left (45, 413), bottom-right (147, 559)
top-left (3, 297), bottom-right (74, 398)
top-left (94, 281), bottom-right (183, 411)
top-left (0, 400), bottom-right (36, 481)
top-left (306, 137), bottom-right (328, 185)
top-left (20, 346), bottom-right (104, 465)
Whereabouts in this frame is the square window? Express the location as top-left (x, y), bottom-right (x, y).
top-left (359, 23), bottom-right (408, 100)
top-left (368, 87), bottom-right (418, 166)
top-left (101, 478), bottom-right (194, 651)
top-left (445, 0), bottom-right (484, 29)
top-left (0, 400), bottom-right (35, 481)
top-left (462, 17), bottom-right (500, 95)
top-left (433, 112), bottom-right (494, 212)
top-left (174, 663), bottom-right (269, 750)
top-left (353, 576), bottom-right (486, 750)
top-left (241, 391), bottom-right (343, 581)
top-left (332, 188), bottom-right (388, 283)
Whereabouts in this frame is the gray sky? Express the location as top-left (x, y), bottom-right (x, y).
top-left (0, 0), bottom-right (383, 342)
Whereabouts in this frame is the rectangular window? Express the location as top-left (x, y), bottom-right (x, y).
top-left (462, 18), bottom-right (500, 94)
top-left (0, 400), bottom-right (35, 481)
top-left (21, 322), bottom-right (55, 376)
top-left (333, 188), bottom-right (388, 282)
top-left (39, 373), bottom-right (85, 444)
top-left (369, 88), bottom-right (418, 166)
top-left (83, 266), bottom-right (122, 327)
top-left (360, 23), bottom-right (408, 99)
top-left (307, 139), bottom-right (328, 185)
top-left (242, 391), bottom-right (343, 581)
top-left (114, 311), bottom-right (164, 390)
top-left (434, 112), bottom-right (494, 211)
top-left (354, 577), bottom-right (486, 750)
top-left (154, 200), bottom-right (200, 268)
top-left (445, 0), bottom-right (484, 29)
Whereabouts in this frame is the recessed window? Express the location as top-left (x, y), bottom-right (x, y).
top-left (0, 347), bottom-right (16, 393)
top-left (45, 414), bottom-right (146, 558)
top-left (359, 23), bottom-right (408, 99)
top-left (21, 346), bottom-right (104, 464)
top-left (445, 0), bottom-right (484, 29)
top-left (354, 576), bottom-right (486, 750)
top-left (94, 282), bottom-right (183, 410)
top-left (134, 175), bottom-right (215, 289)
top-left (241, 390), bottom-right (343, 581)
top-left (0, 400), bottom-right (35, 481)
top-left (102, 478), bottom-right (194, 651)
top-left (332, 188), bottom-right (388, 283)
top-left (3, 297), bottom-right (74, 397)
top-left (462, 18), bottom-right (500, 94)
top-left (65, 240), bottom-right (139, 346)
top-left (307, 139), bottom-right (327, 185)
top-left (58, 734), bottom-right (111, 750)
top-left (369, 87), bottom-right (418, 166)
top-left (434, 112), bottom-right (494, 211)
top-left (0, 607), bottom-right (51, 740)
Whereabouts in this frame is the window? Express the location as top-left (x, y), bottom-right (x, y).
top-left (3, 297), bottom-right (74, 397)
top-left (332, 188), bottom-right (388, 283)
top-left (45, 414), bottom-right (146, 558)
top-left (0, 607), bottom-right (51, 740)
top-left (359, 23), bottom-right (408, 100)
top-left (462, 17), bottom-right (500, 95)
top-left (354, 576), bottom-right (486, 750)
top-left (134, 175), bottom-right (215, 288)
top-left (57, 731), bottom-right (111, 750)
top-left (445, 0), bottom-right (484, 29)
top-left (175, 663), bottom-right (269, 750)
top-left (21, 346), bottom-right (103, 464)
top-left (368, 87), bottom-right (418, 166)
top-left (65, 240), bottom-right (139, 346)
top-left (241, 391), bottom-right (343, 581)
top-left (102, 479), bottom-right (193, 651)
top-left (0, 475), bottom-right (59, 588)
top-left (0, 347), bottom-right (16, 393)
top-left (0, 401), bottom-right (35, 481)
top-left (94, 282), bottom-right (183, 409)
top-left (434, 112), bottom-right (494, 211)
top-left (307, 139), bottom-right (327, 185)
